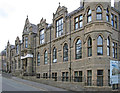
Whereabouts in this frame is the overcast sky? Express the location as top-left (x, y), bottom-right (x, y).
top-left (0, 0), bottom-right (114, 52)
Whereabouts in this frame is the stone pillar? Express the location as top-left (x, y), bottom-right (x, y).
top-left (27, 57), bottom-right (33, 76)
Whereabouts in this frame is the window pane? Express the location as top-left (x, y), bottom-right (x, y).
top-left (106, 15), bottom-right (109, 22)
top-left (63, 44), bottom-right (68, 61)
top-left (97, 47), bottom-right (103, 55)
top-left (97, 36), bottom-right (103, 45)
top-left (97, 7), bottom-right (102, 12)
top-left (107, 37), bottom-right (110, 46)
top-left (88, 37), bottom-right (92, 47)
top-left (87, 70), bottom-right (92, 86)
top-left (97, 14), bottom-right (102, 20)
top-left (79, 15), bottom-right (83, 20)
top-left (107, 47), bottom-right (110, 56)
top-left (97, 70), bottom-right (103, 86)
top-left (106, 8), bottom-right (109, 14)
top-left (97, 70), bottom-right (103, 75)
top-left (75, 17), bottom-right (78, 22)
top-left (88, 9), bottom-right (91, 15)
top-left (88, 48), bottom-right (92, 57)
top-left (111, 20), bottom-right (114, 27)
top-left (79, 21), bottom-right (83, 28)
top-left (53, 48), bottom-right (57, 63)
top-left (37, 53), bottom-right (40, 66)
top-left (88, 16), bottom-right (92, 22)
top-left (76, 39), bottom-right (82, 59)
top-left (44, 51), bottom-right (48, 64)
top-left (115, 22), bottom-right (117, 29)
top-left (75, 23), bottom-right (78, 30)
top-left (25, 37), bottom-right (28, 48)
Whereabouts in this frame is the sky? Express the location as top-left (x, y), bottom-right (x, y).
top-left (0, 0), bottom-right (114, 52)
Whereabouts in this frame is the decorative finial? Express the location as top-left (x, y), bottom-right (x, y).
top-left (59, 2), bottom-right (60, 6)
top-left (27, 15), bottom-right (28, 19)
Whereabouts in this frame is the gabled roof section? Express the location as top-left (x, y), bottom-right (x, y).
top-left (53, 3), bottom-right (68, 19)
top-left (38, 18), bottom-right (48, 29)
top-left (23, 16), bottom-right (38, 34)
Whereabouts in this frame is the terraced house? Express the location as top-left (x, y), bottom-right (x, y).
top-left (5, 0), bottom-right (120, 88)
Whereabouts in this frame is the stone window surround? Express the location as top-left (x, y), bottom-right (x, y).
top-left (74, 14), bottom-right (83, 30)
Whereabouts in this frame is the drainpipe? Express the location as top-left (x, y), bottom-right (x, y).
top-left (69, 15), bottom-right (72, 82)
top-left (34, 36), bottom-right (36, 76)
top-left (49, 26), bottom-right (52, 79)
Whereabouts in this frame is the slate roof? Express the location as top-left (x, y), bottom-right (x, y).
top-left (31, 23), bottom-right (38, 34)
top-left (67, 6), bottom-right (84, 17)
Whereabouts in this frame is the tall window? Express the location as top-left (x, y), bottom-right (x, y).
top-left (88, 37), bottom-right (92, 57)
top-left (23, 37), bottom-right (24, 48)
top-left (97, 70), bottom-right (103, 86)
top-left (111, 14), bottom-right (114, 27)
top-left (107, 37), bottom-right (110, 56)
top-left (115, 43), bottom-right (117, 59)
top-left (75, 15), bottom-right (83, 30)
top-left (16, 45), bottom-right (19, 54)
top-left (106, 8), bottom-right (110, 22)
top-left (113, 42), bottom-right (117, 59)
top-left (37, 53), bottom-right (40, 66)
top-left (56, 18), bottom-right (63, 37)
top-left (44, 50), bottom-right (48, 64)
top-left (75, 39), bottom-right (82, 59)
top-left (63, 43), bottom-right (68, 62)
top-left (96, 6), bottom-right (102, 20)
top-left (53, 47), bottom-right (57, 63)
top-left (18, 59), bottom-right (20, 69)
top-left (87, 70), bottom-right (92, 86)
top-left (25, 37), bottom-right (28, 48)
top-left (97, 36), bottom-right (103, 55)
top-left (113, 42), bottom-right (115, 58)
top-left (87, 9), bottom-right (92, 23)
top-left (40, 29), bottom-right (44, 44)
top-left (115, 16), bottom-right (117, 29)
top-left (52, 72), bottom-right (57, 81)
top-left (62, 72), bottom-right (68, 82)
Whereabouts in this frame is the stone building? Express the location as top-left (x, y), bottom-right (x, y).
top-left (5, 0), bottom-right (120, 87)
top-left (0, 49), bottom-right (6, 72)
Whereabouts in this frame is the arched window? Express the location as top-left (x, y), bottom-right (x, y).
top-left (16, 44), bottom-right (19, 54)
top-left (25, 37), bottom-right (28, 48)
top-left (44, 50), bottom-right (48, 64)
top-left (96, 6), bottom-right (102, 20)
top-left (106, 8), bottom-right (109, 22)
top-left (87, 8), bottom-right (92, 23)
top-left (97, 36), bottom-right (103, 55)
top-left (75, 39), bottom-right (82, 59)
top-left (37, 53), bottom-right (40, 66)
top-left (88, 37), bottom-right (92, 57)
top-left (107, 37), bottom-right (110, 56)
top-left (53, 47), bottom-right (57, 63)
top-left (63, 43), bottom-right (68, 62)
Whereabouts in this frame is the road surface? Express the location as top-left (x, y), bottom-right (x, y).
top-left (2, 73), bottom-right (73, 92)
